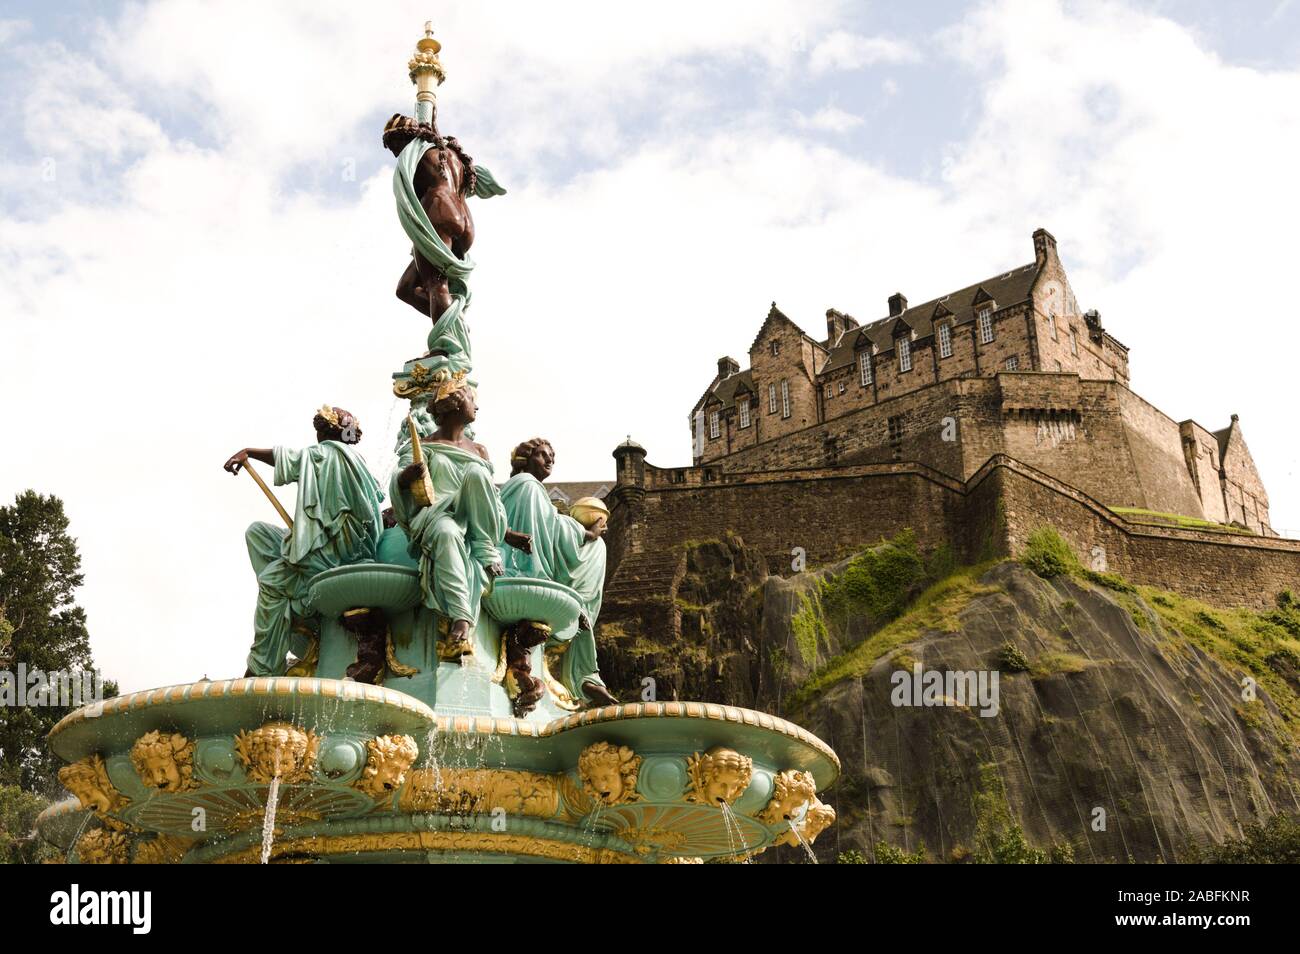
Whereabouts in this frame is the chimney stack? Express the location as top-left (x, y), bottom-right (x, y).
top-left (717, 356), bottom-right (739, 380)
top-left (888, 293), bottom-right (908, 317)
top-left (825, 309), bottom-right (857, 346)
top-left (1033, 227), bottom-right (1058, 265)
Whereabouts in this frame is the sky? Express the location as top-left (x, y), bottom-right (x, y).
top-left (2, 0), bottom-right (1298, 692)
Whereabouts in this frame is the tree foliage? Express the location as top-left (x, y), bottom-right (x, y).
top-left (0, 491), bottom-right (110, 795)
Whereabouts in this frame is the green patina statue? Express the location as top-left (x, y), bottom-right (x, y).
top-left (390, 382), bottom-right (523, 660)
top-left (499, 438), bottom-right (618, 707)
top-left (223, 407), bottom-right (385, 677)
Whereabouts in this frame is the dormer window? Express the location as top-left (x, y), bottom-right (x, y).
top-left (937, 322), bottom-right (953, 359)
top-left (898, 336), bottom-right (912, 372)
top-left (709, 410), bottom-right (719, 439)
top-left (859, 352), bottom-right (873, 386)
top-left (978, 308), bottom-right (994, 343)
top-left (739, 399), bottom-right (750, 428)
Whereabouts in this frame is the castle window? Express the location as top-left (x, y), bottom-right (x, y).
top-left (780, 379), bottom-right (791, 418)
top-left (709, 410), bottom-right (719, 439)
top-left (1047, 313), bottom-right (1058, 341)
top-left (838, 381), bottom-right (846, 395)
top-left (978, 309), bottom-right (994, 343)
top-left (739, 399), bottom-right (750, 429)
top-left (768, 383), bottom-right (777, 413)
top-left (1005, 356), bottom-right (1018, 371)
top-left (887, 415), bottom-right (904, 445)
top-left (898, 337), bottom-right (912, 372)
top-left (770, 340), bottom-right (780, 357)
top-left (937, 322), bottom-right (953, 359)
top-left (1069, 329), bottom-right (1078, 356)
top-left (859, 353), bottom-right (873, 386)
top-left (825, 384), bottom-right (833, 400)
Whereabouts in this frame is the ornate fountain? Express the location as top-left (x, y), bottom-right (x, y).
top-left (36, 25), bottom-right (838, 865)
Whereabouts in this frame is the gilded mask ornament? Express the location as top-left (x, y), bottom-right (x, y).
top-left (775, 798), bottom-right (836, 848)
top-left (354, 734), bottom-right (420, 798)
top-left (758, 769), bottom-right (818, 825)
top-left (130, 731), bottom-right (198, 793)
top-left (685, 747), bottom-right (753, 806)
top-left (577, 741), bottom-right (641, 807)
top-left (233, 722), bottom-right (320, 784)
top-left (58, 754), bottom-right (127, 816)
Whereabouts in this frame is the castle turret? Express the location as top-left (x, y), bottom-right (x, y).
top-left (612, 437), bottom-right (647, 495)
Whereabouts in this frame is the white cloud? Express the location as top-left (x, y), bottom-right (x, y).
top-left (0, 19), bottom-right (29, 45)
top-left (795, 104), bottom-right (864, 133)
top-left (4, 0), bottom-right (1300, 692)
top-left (809, 30), bottom-right (919, 73)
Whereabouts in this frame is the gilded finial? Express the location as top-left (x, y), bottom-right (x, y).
top-left (418, 21), bottom-right (441, 55)
top-left (409, 20), bottom-right (446, 92)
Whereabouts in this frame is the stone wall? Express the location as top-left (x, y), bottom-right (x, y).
top-left (606, 454), bottom-right (1300, 612)
top-left (987, 457), bottom-right (1300, 609)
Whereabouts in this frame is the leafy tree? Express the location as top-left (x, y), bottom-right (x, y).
top-left (0, 782), bottom-right (57, 864)
top-left (0, 491), bottom-right (113, 795)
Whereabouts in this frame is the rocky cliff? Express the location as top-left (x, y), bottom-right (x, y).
top-left (596, 531), bottom-right (1300, 862)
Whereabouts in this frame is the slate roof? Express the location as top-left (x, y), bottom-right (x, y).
top-left (545, 482), bottom-right (611, 504)
top-left (700, 368), bottom-right (754, 412)
top-left (819, 261), bottom-right (1040, 374)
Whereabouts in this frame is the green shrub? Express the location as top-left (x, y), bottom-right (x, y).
top-left (873, 841), bottom-right (926, 864)
top-left (1083, 570), bottom-right (1135, 593)
top-left (1182, 814), bottom-right (1300, 863)
top-left (997, 641), bottom-right (1031, 672)
top-left (1021, 528), bottom-right (1080, 579)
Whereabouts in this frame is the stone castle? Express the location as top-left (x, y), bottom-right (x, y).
top-left (687, 228), bottom-right (1269, 536)
top-left (596, 229), bottom-right (1298, 638)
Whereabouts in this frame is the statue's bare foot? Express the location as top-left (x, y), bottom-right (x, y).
top-left (440, 620), bottom-right (474, 661)
top-left (582, 680), bottom-right (618, 707)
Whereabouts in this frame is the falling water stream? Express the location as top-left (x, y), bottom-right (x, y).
top-left (718, 801), bottom-right (750, 863)
top-left (260, 750), bottom-right (284, 865)
top-left (787, 819), bottom-right (818, 863)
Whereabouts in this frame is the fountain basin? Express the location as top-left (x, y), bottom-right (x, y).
top-left (305, 564), bottom-right (422, 617)
top-left (41, 680), bottom-right (840, 863)
top-left (482, 577), bottom-right (582, 635)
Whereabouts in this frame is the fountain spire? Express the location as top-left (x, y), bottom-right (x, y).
top-left (408, 20), bottom-right (445, 125)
